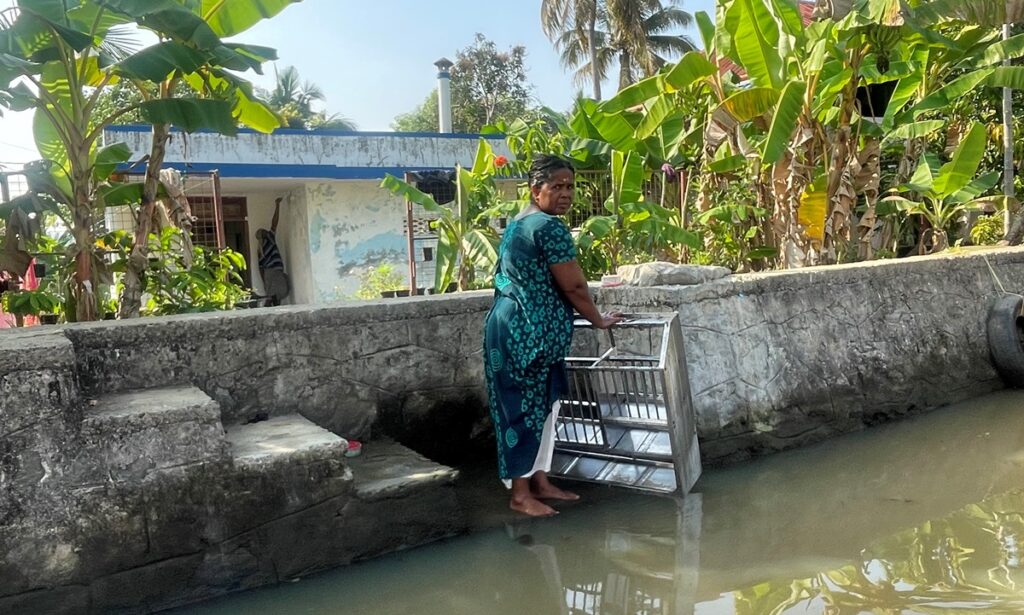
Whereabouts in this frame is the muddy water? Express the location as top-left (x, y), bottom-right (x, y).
top-left (180, 390), bottom-right (1024, 614)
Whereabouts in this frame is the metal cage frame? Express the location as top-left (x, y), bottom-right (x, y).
top-left (551, 313), bottom-right (702, 496)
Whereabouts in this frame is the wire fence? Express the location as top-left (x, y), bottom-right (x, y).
top-left (571, 170), bottom-right (682, 230)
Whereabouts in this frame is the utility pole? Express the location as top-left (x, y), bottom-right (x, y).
top-left (1004, 23), bottom-right (1016, 233)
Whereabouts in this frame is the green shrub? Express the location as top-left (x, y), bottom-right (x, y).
top-left (356, 263), bottom-right (406, 299)
top-left (970, 214), bottom-right (1004, 246)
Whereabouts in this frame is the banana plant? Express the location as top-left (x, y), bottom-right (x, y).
top-left (380, 139), bottom-right (521, 293)
top-left (0, 0), bottom-right (294, 320)
top-left (671, 0), bottom-right (1024, 266)
top-left (881, 122), bottom-right (1001, 253)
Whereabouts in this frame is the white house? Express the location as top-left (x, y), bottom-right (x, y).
top-left (102, 125), bottom-right (513, 304)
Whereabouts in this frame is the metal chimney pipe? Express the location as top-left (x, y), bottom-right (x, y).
top-left (434, 57), bottom-right (453, 133)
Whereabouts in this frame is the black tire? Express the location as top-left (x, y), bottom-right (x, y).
top-left (987, 294), bottom-right (1024, 388)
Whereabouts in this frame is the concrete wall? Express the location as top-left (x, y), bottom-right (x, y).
top-left (52, 247), bottom-right (1024, 464)
top-left (69, 295), bottom-right (491, 443)
top-left (601, 249), bottom-right (1024, 463)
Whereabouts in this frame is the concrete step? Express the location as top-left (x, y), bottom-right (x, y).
top-left (75, 385), bottom-right (228, 483)
top-left (341, 440), bottom-right (465, 561)
top-left (347, 440), bottom-right (459, 500)
top-left (226, 414), bottom-right (348, 470)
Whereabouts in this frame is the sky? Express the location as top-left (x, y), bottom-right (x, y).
top-left (0, 0), bottom-right (715, 167)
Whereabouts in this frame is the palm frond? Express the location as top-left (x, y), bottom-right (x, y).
top-left (97, 24), bottom-right (141, 64)
top-left (645, 34), bottom-right (696, 55)
top-left (643, 7), bottom-right (694, 32)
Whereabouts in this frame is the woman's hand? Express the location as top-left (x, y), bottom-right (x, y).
top-left (595, 311), bottom-right (624, 329)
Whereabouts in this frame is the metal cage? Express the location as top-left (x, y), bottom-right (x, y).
top-left (551, 313), bottom-right (701, 496)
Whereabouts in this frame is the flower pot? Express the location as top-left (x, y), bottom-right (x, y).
top-left (380, 290), bottom-right (398, 299)
top-left (395, 289), bottom-right (410, 297)
top-left (40, 314), bottom-right (59, 325)
top-left (33, 263), bottom-right (46, 278)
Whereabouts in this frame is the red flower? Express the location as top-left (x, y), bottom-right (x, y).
top-left (494, 155), bottom-right (508, 168)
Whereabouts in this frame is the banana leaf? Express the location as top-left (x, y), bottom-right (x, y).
top-left (116, 41), bottom-right (207, 82)
top-left (93, 142), bottom-right (132, 181)
top-left (762, 80), bottom-right (806, 165)
top-left (880, 119), bottom-right (945, 145)
top-left (600, 73), bottom-right (664, 113)
top-left (199, 0), bottom-right (303, 37)
top-left (731, 0), bottom-right (785, 89)
top-left (932, 122), bottom-right (987, 198)
top-left (663, 51), bottom-right (716, 92)
top-left (139, 98), bottom-right (237, 134)
top-left (961, 32), bottom-right (1024, 69)
top-left (696, 11), bottom-right (716, 54)
top-left (380, 174), bottom-right (442, 212)
top-left (721, 87), bottom-right (779, 123)
top-left (904, 154), bottom-right (935, 193)
top-left (799, 174), bottom-right (828, 243)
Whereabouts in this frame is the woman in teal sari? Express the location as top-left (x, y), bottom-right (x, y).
top-left (484, 155), bottom-right (621, 518)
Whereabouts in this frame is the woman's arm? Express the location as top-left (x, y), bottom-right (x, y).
top-left (550, 260), bottom-right (620, 329)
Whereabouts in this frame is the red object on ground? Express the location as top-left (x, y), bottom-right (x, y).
top-left (345, 440), bottom-right (363, 458)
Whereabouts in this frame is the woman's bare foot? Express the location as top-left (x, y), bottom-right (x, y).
top-left (530, 472), bottom-right (581, 501)
top-left (532, 484), bottom-right (580, 501)
top-left (510, 495), bottom-right (558, 517)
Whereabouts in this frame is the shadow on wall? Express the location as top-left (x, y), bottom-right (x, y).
top-left (377, 389), bottom-right (494, 466)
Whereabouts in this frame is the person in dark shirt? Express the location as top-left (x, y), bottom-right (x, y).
top-left (257, 197), bottom-right (290, 305)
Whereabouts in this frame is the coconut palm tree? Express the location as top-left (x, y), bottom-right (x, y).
top-left (545, 0), bottom-right (695, 94)
top-left (264, 65), bottom-right (357, 130)
top-left (542, 0), bottom-right (602, 99)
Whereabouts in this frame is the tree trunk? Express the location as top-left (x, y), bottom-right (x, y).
top-left (588, 7), bottom-right (601, 101)
top-left (854, 139), bottom-right (883, 260)
top-left (896, 137), bottom-right (926, 187)
top-left (119, 123), bottom-right (171, 319)
top-left (823, 52), bottom-right (862, 263)
top-left (71, 148), bottom-right (97, 322)
top-left (618, 50), bottom-right (632, 91)
top-left (1005, 207), bottom-right (1024, 245)
top-left (771, 152), bottom-right (812, 268)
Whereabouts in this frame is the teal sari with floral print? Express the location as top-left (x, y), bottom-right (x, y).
top-left (483, 212), bottom-right (578, 479)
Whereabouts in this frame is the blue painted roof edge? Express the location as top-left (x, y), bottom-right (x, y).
top-left (104, 124), bottom-right (505, 140)
top-left (117, 162), bottom-right (492, 180)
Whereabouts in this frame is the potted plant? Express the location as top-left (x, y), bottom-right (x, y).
top-left (3, 288), bottom-right (62, 326)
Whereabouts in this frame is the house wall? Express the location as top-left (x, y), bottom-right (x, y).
top-left (305, 180), bottom-right (410, 301)
top-left (283, 188), bottom-right (315, 305)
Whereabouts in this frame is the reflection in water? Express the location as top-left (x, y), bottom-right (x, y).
top-left (731, 488), bottom-right (1024, 614)
top-left (506, 496), bottom-right (702, 615)
top-left (180, 390), bottom-right (1024, 615)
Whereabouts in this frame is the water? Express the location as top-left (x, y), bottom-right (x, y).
top-left (178, 390), bottom-right (1024, 614)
